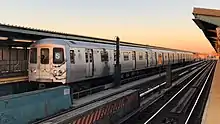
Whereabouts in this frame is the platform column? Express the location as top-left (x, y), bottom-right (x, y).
top-left (24, 46), bottom-right (28, 75)
top-left (114, 36), bottom-right (121, 88)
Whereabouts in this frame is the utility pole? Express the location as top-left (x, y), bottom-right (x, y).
top-left (114, 36), bottom-right (121, 87)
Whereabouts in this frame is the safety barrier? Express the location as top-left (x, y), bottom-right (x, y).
top-left (0, 86), bottom-right (72, 124)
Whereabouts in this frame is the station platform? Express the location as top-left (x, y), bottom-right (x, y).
top-left (0, 76), bottom-right (28, 84)
top-left (202, 61), bottom-right (220, 124)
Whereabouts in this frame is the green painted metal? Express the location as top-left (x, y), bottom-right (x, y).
top-left (41, 90), bottom-right (140, 124)
top-left (196, 15), bottom-right (220, 27)
top-left (0, 86), bottom-right (71, 124)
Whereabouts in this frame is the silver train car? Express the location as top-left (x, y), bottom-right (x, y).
top-left (28, 38), bottom-right (195, 84)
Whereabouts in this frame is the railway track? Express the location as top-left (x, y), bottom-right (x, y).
top-left (0, 61), bottom-right (201, 98)
top-left (121, 60), bottom-right (216, 124)
top-left (72, 61), bottom-right (204, 99)
top-left (32, 61), bottom-right (205, 124)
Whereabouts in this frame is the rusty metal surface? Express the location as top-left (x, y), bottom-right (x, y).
top-left (39, 89), bottom-right (139, 124)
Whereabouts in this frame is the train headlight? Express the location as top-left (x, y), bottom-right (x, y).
top-left (31, 69), bottom-right (36, 73)
top-left (53, 70), bottom-right (58, 76)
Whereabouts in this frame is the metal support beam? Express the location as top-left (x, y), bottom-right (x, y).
top-left (216, 27), bottom-right (220, 53)
top-left (210, 37), bottom-right (217, 40)
top-left (114, 36), bottom-right (121, 88)
top-left (208, 29), bottom-right (216, 33)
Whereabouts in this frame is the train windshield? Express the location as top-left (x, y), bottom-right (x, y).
top-left (41, 48), bottom-right (49, 64)
top-left (53, 48), bottom-right (64, 64)
top-left (30, 48), bottom-right (37, 63)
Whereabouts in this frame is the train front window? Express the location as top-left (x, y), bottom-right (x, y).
top-left (41, 48), bottom-right (49, 64)
top-left (53, 48), bottom-right (64, 64)
top-left (30, 48), bottom-right (37, 63)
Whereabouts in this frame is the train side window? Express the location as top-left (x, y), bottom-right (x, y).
top-left (101, 50), bottom-right (108, 62)
top-left (139, 52), bottom-right (143, 60)
top-left (132, 51), bottom-right (135, 60)
top-left (53, 48), bottom-right (64, 64)
top-left (30, 48), bottom-right (37, 63)
top-left (70, 50), bottom-right (75, 64)
top-left (85, 52), bottom-right (88, 63)
top-left (123, 52), bottom-right (129, 61)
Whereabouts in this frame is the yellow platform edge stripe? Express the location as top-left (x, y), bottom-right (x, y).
top-left (0, 76), bottom-right (28, 84)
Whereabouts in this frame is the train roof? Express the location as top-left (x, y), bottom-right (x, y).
top-left (32, 38), bottom-right (195, 54)
top-left (71, 40), bottom-right (148, 51)
top-left (32, 38), bottom-right (147, 51)
top-left (0, 23), bottom-right (196, 54)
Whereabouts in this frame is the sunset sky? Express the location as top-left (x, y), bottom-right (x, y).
top-left (0, 0), bottom-right (219, 53)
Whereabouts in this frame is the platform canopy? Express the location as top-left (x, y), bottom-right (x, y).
top-left (0, 23), bottom-right (194, 53)
top-left (192, 7), bottom-right (220, 53)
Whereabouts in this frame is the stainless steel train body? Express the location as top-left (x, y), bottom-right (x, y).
top-left (28, 38), bottom-right (194, 84)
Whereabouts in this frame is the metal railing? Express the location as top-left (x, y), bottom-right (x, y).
top-left (72, 85), bottom-right (106, 99)
top-left (0, 60), bottom-right (28, 76)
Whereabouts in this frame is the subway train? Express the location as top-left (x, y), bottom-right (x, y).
top-left (28, 38), bottom-right (196, 84)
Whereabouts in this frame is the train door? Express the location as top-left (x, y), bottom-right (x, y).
top-left (181, 54), bottom-right (183, 63)
top-left (164, 52), bottom-right (167, 65)
top-left (155, 52), bottom-right (157, 66)
top-left (85, 49), bottom-right (94, 77)
top-left (38, 48), bottom-right (51, 81)
top-left (183, 54), bottom-right (185, 63)
top-left (166, 53), bottom-right (169, 65)
top-left (132, 51), bottom-right (136, 70)
top-left (29, 47), bottom-right (38, 81)
top-left (148, 50), bottom-right (153, 67)
top-left (177, 53), bottom-right (180, 63)
top-left (146, 52), bottom-right (148, 67)
top-left (167, 53), bottom-right (170, 64)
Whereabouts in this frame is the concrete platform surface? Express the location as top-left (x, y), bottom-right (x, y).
top-left (202, 61), bottom-right (220, 124)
